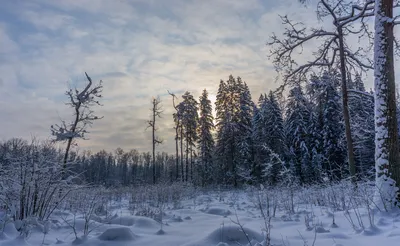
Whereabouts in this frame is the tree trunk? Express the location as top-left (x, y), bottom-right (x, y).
top-left (337, 27), bottom-right (357, 182)
top-left (374, 0), bottom-right (400, 210)
top-left (186, 131), bottom-right (189, 182)
top-left (190, 144), bottom-right (193, 181)
top-left (180, 126), bottom-right (184, 182)
top-left (175, 123), bottom-right (179, 181)
top-left (152, 99), bottom-right (156, 184)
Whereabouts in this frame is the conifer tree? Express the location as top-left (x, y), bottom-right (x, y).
top-left (197, 89), bottom-right (215, 186)
top-left (320, 72), bottom-right (346, 181)
top-left (348, 75), bottom-right (374, 178)
top-left (285, 85), bottom-right (311, 184)
top-left (179, 91), bottom-right (199, 182)
top-left (236, 79), bottom-right (254, 182)
top-left (262, 91), bottom-right (285, 185)
top-left (215, 75), bottom-right (242, 186)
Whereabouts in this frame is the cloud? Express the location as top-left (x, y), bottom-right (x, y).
top-left (1, 0), bottom-right (371, 154)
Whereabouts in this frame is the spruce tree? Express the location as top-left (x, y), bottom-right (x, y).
top-left (320, 72), bottom-right (346, 181)
top-left (236, 79), bottom-right (254, 182)
top-left (348, 76), bottom-right (374, 178)
top-left (284, 85), bottom-right (311, 184)
top-left (251, 96), bottom-right (264, 183)
top-left (197, 89), bottom-right (215, 186)
top-left (215, 75), bottom-right (245, 186)
top-left (262, 91), bottom-right (285, 185)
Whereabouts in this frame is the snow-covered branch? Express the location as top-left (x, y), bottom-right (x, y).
top-left (51, 73), bottom-right (103, 143)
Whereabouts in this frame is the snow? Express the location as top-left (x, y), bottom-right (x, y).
top-left (98, 227), bottom-right (138, 241)
top-left (184, 225), bottom-right (263, 246)
top-left (0, 186), bottom-right (399, 246)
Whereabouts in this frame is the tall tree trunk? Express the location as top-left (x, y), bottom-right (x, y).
top-left (180, 126), bottom-right (184, 182)
top-left (374, 0), bottom-right (400, 210)
top-left (175, 123), bottom-right (179, 181)
top-left (186, 131), bottom-right (189, 182)
top-left (152, 99), bottom-right (156, 184)
top-left (337, 27), bottom-right (357, 182)
top-left (190, 144), bottom-right (193, 181)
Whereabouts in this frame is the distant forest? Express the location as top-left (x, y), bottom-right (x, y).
top-left (0, 71), bottom-right (378, 187)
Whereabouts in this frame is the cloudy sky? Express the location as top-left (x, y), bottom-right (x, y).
top-left (0, 0), bottom-right (377, 153)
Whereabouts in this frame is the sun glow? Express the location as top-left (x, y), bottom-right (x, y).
top-left (208, 93), bottom-right (217, 119)
top-left (208, 93), bottom-right (216, 107)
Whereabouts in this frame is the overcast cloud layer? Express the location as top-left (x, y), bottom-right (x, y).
top-left (0, 0), bottom-right (379, 153)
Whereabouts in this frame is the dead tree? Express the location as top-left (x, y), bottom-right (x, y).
top-left (147, 96), bottom-right (163, 184)
top-left (51, 72), bottom-right (103, 179)
top-left (168, 90), bottom-right (181, 181)
top-left (268, 0), bottom-right (374, 182)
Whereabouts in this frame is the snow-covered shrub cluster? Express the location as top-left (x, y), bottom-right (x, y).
top-left (0, 139), bottom-right (79, 224)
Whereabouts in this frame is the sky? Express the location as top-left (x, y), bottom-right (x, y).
top-left (0, 0), bottom-right (378, 154)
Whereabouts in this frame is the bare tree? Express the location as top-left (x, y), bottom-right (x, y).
top-left (168, 90), bottom-right (181, 181)
top-left (268, 0), bottom-right (374, 182)
top-left (51, 72), bottom-right (103, 178)
top-left (147, 96), bottom-right (163, 184)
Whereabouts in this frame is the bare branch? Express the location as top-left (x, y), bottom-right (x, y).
top-left (336, 0), bottom-right (374, 26)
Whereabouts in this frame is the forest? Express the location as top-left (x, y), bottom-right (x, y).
top-left (0, 71), bottom-right (376, 187)
top-left (1, 0), bottom-right (400, 245)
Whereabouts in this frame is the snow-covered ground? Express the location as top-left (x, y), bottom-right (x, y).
top-left (0, 184), bottom-right (399, 246)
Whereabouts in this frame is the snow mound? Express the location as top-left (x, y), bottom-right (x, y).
top-left (3, 223), bottom-right (18, 237)
top-left (377, 217), bottom-right (390, 226)
top-left (0, 236), bottom-right (30, 246)
top-left (315, 226), bottom-right (330, 233)
top-left (204, 207), bottom-right (232, 216)
top-left (387, 228), bottom-right (400, 237)
top-left (0, 232), bottom-right (9, 240)
top-left (110, 215), bottom-right (159, 229)
top-left (72, 236), bottom-right (88, 245)
top-left (361, 226), bottom-right (382, 236)
top-left (168, 215), bottom-right (183, 222)
top-left (132, 216), bottom-right (160, 228)
top-left (190, 225), bottom-right (263, 246)
top-left (98, 227), bottom-right (138, 241)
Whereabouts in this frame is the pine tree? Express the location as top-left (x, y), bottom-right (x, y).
top-left (262, 91), bottom-right (285, 185)
top-left (215, 75), bottom-right (242, 186)
top-left (284, 85), bottom-right (311, 184)
top-left (251, 96), bottom-right (264, 183)
top-left (320, 72), bottom-right (346, 181)
top-left (348, 76), bottom-right (374, 178)
top-left (179, 91), bottom-right (199, 182)
top-left (197, 89), bottom-right (215, 186)
top-left (236, 79), bottom-right (254, 182)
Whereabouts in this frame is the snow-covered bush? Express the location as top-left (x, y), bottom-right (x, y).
top-left (0, 138), bottom-right (81, 224)
top-left (61, 188), bottom-right (104, 241)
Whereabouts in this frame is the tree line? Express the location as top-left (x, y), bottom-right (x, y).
top-left (0, 70), bottom-right (377, 188)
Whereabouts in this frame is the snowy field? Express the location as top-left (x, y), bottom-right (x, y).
top-left (0, 183), bottom-right (399, 246)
